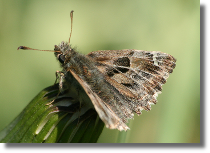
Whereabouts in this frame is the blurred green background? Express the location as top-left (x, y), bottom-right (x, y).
top-left (0, 0), bottom-right (199, 143)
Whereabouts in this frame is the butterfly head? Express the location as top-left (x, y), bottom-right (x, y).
top-left (54, 41), bottom-right (76, 65)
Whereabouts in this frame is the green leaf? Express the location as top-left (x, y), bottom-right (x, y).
top-left (0, 84), bottom-right (104, 143)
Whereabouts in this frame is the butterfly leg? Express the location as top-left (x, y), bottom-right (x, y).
top-left (54, 71), bottom-right (62, 84)
top-left (47, 71), bottom-right (65, 105)
top-left (54, 70), bottom-right (65, 91)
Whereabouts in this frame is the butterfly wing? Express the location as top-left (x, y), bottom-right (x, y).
top-left (69, 69), bottom-right (130, 131)
top-left (86, 49), bottom-right (176, 125)
top-left (67, 49), bottom-right (176, 131)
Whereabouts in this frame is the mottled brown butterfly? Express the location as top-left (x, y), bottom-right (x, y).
top-left (18, 11), bottom-right (176, 131)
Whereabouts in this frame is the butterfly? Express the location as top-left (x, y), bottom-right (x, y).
top-left (18, 11), bottom-right (176, 131)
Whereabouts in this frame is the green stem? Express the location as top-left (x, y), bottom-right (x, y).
top-left (0, 84), bottom-right (104, 143)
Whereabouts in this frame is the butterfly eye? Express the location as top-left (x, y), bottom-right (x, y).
top-left (58, 54), bottom-right (65, 64)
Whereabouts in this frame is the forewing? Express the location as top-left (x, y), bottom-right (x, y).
top-left (87, 49), bottom-right (176, 113)
top-left (69, 69), bottom-right (130, 131)
top-left (67, 49), bottom-right (176, 131)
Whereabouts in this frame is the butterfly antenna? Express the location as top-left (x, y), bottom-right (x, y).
top-left (17, 46), bottom-right (61, 53)
top-left (68, 10), bottom-right (74, 45)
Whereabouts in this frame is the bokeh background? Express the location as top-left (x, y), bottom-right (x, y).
top-left (0, 0), bottom-right (199, 143)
